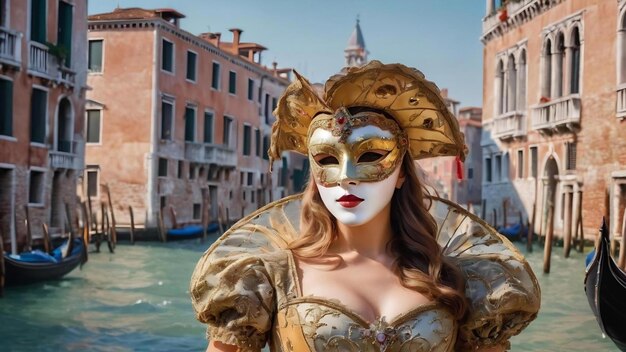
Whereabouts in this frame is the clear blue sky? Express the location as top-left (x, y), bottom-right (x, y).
top-left (89, 1), bottom-right (485, 107)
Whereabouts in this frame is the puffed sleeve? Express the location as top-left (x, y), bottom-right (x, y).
top-left (190, 253), bottom-right (274, 351)
top-left (429, 197), bottom-right (541, 350)
top-left (190, 197), bottom-right (299, 351)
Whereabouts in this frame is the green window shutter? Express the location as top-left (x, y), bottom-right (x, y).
top-left (212, 63), bottom-right (220, 89)
top-left (243, 125), bottom-right (251, 155)
top-left (88, 40), bottom-right (103, 72)
top-left (0, 79), bottom-right (13, 136)
top-left (86, 110), bottom-right (101, 143)
top-left (162, 40), bottom-right (173, 72)
top-left (30, 89), bottom-right (46, 143)
top-left (161, 102), bottom-right (172, 140)
top-left (255, 129), bottom-right (260, 157)
top-left (204, 112), bottom-right (213, 143)
top-left (229, 71), bottom-right (236, 94)
top-left (57, 1), bottom-right (73, 66)
top-left (186, 52), bottom-right (197, 80)
top-left (262, 136), bottom-right (269, 160)
top-left (184, 108), bottom-right (195, 142)
top-left (30, 0), bottom-right (46, 43)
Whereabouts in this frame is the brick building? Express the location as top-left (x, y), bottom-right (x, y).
top-left (417, 91), bottom-right (483, 209)
top-left (85, 7), bottom-right (305, 229)
top-left (0, 0), bottom-right (87, 253)
top-left (481, 0), bottom-right (626, 244)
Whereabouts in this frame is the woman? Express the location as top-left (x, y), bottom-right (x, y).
top-left (190, 61), bottom-right (540, 352)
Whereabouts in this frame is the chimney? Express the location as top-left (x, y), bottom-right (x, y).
top-left (205, 32), bottom-right (221, 47)
top-left (272, 62), bottom-right (278, 77)
top-left (229, 28), bottom-right (243, 55)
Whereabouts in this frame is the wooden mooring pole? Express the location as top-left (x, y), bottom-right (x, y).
top-left (577, 191), bottom-right (584, 253)
top-left (157, 210), bottom-right (166, 243)
top-left (563, 191), bottom-right (573, 258)
top-left (527, 202), bottom-right (536, 252)
top-left (492, 208), bottom-right (497, 228)
top-left (543, 203), bottom-right (555, 274)
top-left (128, 206), bottom-right (135, 245)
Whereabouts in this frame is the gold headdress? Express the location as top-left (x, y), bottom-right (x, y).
top-left (269, 61), bottom-right (467, 166)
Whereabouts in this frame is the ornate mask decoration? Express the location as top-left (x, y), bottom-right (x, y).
top-left (269, 60), bottom-right (468, 175)
top-left (308, 109), bottom-right (407, 186)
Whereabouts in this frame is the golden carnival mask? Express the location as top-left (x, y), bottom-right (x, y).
top-left (308, 108), bottom-right (407, 186)
top-left (269, 61), bottom-right (467, 181)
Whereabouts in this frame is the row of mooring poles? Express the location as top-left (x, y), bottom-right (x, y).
top-left (485, 189), bottom-right (590, 273)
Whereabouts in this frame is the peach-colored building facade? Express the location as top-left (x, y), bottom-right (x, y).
top-left (86, 8), bottom-right (304, 229)
top-left (482, 0), bottom-right (626, 244)
top-left (418, 93), bottom-right (483, 209)
top-left (0, 0), bottom-right (87, 253)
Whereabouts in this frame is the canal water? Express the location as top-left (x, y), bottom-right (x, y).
top-left (0, 235), bottom-right (620, 351)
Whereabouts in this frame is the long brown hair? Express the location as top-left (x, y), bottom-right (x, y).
top-left (289, 153), bottom-right (467, 320)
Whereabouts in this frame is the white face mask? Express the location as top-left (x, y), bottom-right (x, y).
top-left (312, 126), bottom-right (403, 227)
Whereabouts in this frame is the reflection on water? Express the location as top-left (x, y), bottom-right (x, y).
top-left (0, 238), bottom-right (619, 351)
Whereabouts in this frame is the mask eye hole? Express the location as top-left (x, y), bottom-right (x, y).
top-left (314, 154), bottom-right (339, 166)
top-left (358, 151), bottom-right (387, 163)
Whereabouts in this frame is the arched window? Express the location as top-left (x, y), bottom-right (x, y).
top-left (570, 27), bottom-right (581, 94)
top-left (507, 54), bottom-right (517, 112)
top-left (542, 39), bottom-right (552, 99)
top-left (496, 60), bottom-right (505, 115)
top-left (619, 13), bottom-right (626, 84)
top-left (517, 49), bottom-right (527, 110)
top-left (554, 32), bottom-right (565, 98)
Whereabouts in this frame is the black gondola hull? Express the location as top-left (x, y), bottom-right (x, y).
top-left (584, 220), bottom-right (626, 351)
top-left (3, 246), bottom-right (83, 286)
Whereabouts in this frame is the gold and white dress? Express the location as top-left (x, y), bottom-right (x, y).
top-left (190, 195), bottom-right (540, 352)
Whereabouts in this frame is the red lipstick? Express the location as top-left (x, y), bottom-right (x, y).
top-left (336, 194), bottom-right (364, 208)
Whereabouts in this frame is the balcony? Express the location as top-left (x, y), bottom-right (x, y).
top-left (29, 41), bottom-right (51, 77)
top-left (0, 27), bottom-right (21, 69)
top-left (531, 95), bottom-right (581, 134)
top-left (49, 140), bottom-right (81, 170)
top-left (492, 111), bottom-right (526, 140)
top-left (617, 83), bottom-right (626, 119)
top-left (482, 0), bottom-right (565, 43)
top-left (28, 41), bottom-right (75, 88)
top-left (184, 142), bottom-right (237, 168)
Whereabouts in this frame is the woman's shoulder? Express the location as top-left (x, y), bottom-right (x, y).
top-left (427, 196), bottom-right (541, 350)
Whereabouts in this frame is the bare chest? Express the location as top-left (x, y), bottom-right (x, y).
top-left (296, 259), bottom-right (432, 323)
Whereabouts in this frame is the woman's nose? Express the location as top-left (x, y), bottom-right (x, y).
top-left (337, 160), bottom-right (360, 188)
top-left (338, 177), bottom-right (360, 188)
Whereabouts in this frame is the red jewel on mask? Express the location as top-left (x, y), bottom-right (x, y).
top-left (337, 116), bottom-right (346, 124)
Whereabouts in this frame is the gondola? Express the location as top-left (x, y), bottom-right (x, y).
top-left (3, 238), bottom-right (85, 286)
top-left (166, 221), bottom-right (220, 241)
top-left (497, 222), bottom-right (525, 241)
top-left (584, 219), bottom-right (626, 351)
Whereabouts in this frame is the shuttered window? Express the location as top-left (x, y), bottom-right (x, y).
top-left (0, 79), bottom-right (13, 136)
top-left (88, 40), bottom-right (103, 72)
top-left (30, 88), bottom-right (47, 143)
top-left (86, 110), bottom-right (101, 143)
top-left (30, 0), bottom-right (46, 43)
top-left (184, 107), bottom-right (195, 142)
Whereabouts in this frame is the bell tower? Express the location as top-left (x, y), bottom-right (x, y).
top-left (344, 17), bottom-right (368, 67)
